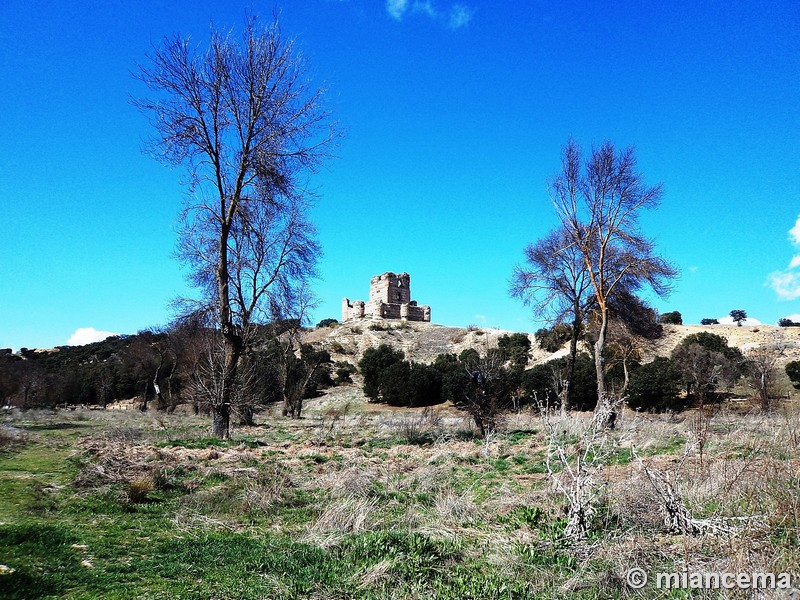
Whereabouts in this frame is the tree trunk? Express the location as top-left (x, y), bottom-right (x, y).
top-left (621, 356), bottom-right (630, 398)
top-left (211, 403), bottom-right (231, 439)
top-left (139, 383), bottom-right (149, 412)
top-left (565, 308), bottom-right (582, 411)
top-left (241, 404), bottom-right (255, 426)
top-left (294, 396), bottom-right (303, 419)
top-left (594, 312), bottom-right (607, 400)
top-left (283, 392), bottom-right (303, 419)
top-left (760, 372), bottom-right (770, 413)
top-left (593, 310), bottom-right (616, 428)
top-left (213, 330), bottom-right (242, 438)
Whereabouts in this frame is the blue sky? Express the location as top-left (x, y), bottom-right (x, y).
top-left (1, 0), bottom-right (798, 350)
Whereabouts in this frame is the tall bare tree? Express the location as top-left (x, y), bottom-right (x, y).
top-left (551, 140), bottom-right (677, 426)
top-left (135, 15), bottom-right (334, 438)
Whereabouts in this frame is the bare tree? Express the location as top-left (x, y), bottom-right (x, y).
top-left (550, 140), bottom-right (677, 427)
top-left (671, 343), bottom-right (739, 410)
top-left (135, 15), bottom-right (334, 438)
top-left (459, 349), bottom-right (509, 447)
top-left (251, 304), bottom-right (331, 420)
top-left (511, 225), bottom-right (594, 411)
top-left (745, 338), bottom-right (786, 412)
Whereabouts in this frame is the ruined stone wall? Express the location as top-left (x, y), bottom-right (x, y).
top-left (342, 271), bottom-right (430, 323)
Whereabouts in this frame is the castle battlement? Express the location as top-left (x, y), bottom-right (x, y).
top-left (342, 272), bottom-right (431, 323)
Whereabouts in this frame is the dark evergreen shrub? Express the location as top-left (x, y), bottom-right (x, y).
top-left (498, 333), bottom-right (532, 368)
top-left (627, 357), bottom-right (684, 412)
top-left (534, 324), bottom-right (572, 353)
top-left (659, 311), bottom-right (683, 325)
top-left (786, 361), bottom-right (800, 389)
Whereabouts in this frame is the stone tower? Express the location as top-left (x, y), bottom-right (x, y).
top-left (342, 272), bottom-right (431, 322)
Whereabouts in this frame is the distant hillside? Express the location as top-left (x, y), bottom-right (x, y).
top-left (304, 321), bottom-right (800, 369)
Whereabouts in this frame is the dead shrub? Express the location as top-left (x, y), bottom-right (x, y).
top-left (127, 474), bottom-right (156, 503)
top-left (434, 489), bottom-right (479, 526)
top-left (541, 404), bottom-right (622, 543)
top-left (241, 466), bottom-right (295, 513)
top-left (393, 409), bottom-right (443, 445)
top-left (0, 426), bottom-right (26, 450)
top-left (103, 426), bottom-right (144, 443)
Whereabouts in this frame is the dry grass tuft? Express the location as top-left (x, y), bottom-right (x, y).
top-left (357, 559), bottom-right (394, 589)
top-left (0, 425), bottom-right (27, 450)
top-left (240, 466), bottom-right (295, 513)
top-left (126, 474), bottom-right (155, 503)
top-left (433, 489), bottom-right (479, 526)
top-left (306, 494), bottom-right (378, 543)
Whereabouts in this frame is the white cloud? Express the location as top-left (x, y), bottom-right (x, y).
top-left (414, 0), bottom-right (437, 18)
top-left (766, 216), bottom-right (800, 300)
top-left (767, 270), bottom-right (800, 300)
top-left (790, 214), bottom-right (800, 245)
top-left (717, 316), bottom-right (762, 326)
top-left (386, 0), bottom-right (409, 20)
top-left (68, 327), bottom-right (118, 346)
top-left (448, 3), bottom-right (475, 29)
top-left (387, 0), bottom-right (474, 29)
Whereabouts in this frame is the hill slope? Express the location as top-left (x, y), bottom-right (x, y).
top-left (304, 321), bottom-right (800, 369)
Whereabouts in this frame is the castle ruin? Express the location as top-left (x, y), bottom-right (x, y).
top-left (342, 272), bottom-right (431, 323)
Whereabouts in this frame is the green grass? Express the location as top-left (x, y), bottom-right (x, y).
top-left (1, 406), bottom-right (798, 599)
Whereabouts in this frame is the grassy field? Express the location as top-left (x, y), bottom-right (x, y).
top-left (1, 391), bottom-right (799, 599)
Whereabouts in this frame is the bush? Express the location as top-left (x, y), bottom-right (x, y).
top-left (434, 354), bottom-right (468, 404)
top-left (379, 361), bottom-right (413, 406)
top-left (627, 357), bottom-right (684, 412)
top-left (659, 311), bottom-right (682, 325)
top-left (497, 333), bottom-right (532, 368)
top-left (333, 362), bottom-right (356, 385)
top-left (519, 353), bottom-right (598, 411)
top-left (316, 318), bottom-right (339, 328)
top-left (520, 363), bottom-right (559, 407)
top-left (778, 318), bottom-right (800, 327)
top-left (534, 324), bottom-right (572, 353)
top-left (329, 341), bottom-right (348, 355)
top-left (700, 318), bottom-right (719, 325)
top-left (358, 345), bottom-right (406, 401)
top-left (786, 361), bottom-right (800, 390)
top-left (407, 363), bottom-right (443, 407)
top-left (359, 345), bottom-right (444, 407)
top-left (127, 475), bottom-right (156, 503)
top-left (434, 350), bottom-right (517, 435)
top-left (679, 332), bottom-right (744, 363)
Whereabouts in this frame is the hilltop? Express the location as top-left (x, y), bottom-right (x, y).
top-left (304, 320), bottom-right (800, 370)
